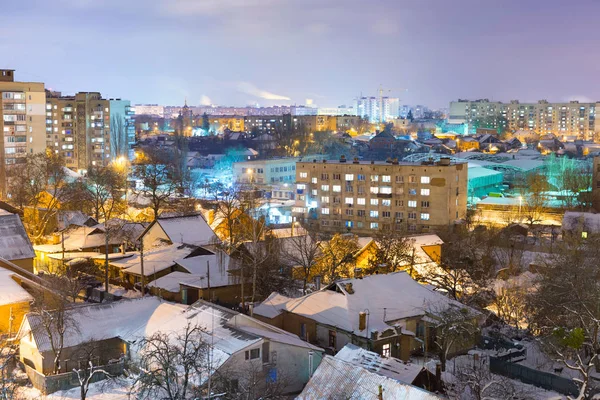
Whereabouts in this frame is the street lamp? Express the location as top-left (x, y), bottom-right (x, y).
top-left (518, 196), bottom-right (523, 219)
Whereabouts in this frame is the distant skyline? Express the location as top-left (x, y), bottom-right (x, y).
top-left (3, 0), bottom-right (600, 108)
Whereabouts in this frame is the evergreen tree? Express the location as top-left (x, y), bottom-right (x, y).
top-left (407, 109), bottom-right (414, 121)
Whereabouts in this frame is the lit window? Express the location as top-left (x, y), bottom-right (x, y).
top-left (345, 197), bottom-right (354, 204)
top-left (370, 222), bottom-right (379, 229)
top-left (408, 200), bottom-right (417, 208)
top-left (300, 172), bottom-right (308, 178)
top-left (370, 210), bottom-right (379, 218)
top-left (382, 343), bottom-right (391, 357)
top-left (297, 184), bottom-right (306, 190)
top-left (311, 189), bottom-right (317, 196)
top-left (311, 177), bottom-right (318, 184)
top-left (333, 185), bottom-right (341, 192)
top-left (322, 208), bottom-right (330, 215)
top-left (421, 189), bottom-right (430, 196)
top-left (321, 185), bottom-right (329, 191)
top-left (370, 199), bottom-right (379, 206)
top-left (371, 175), bottom-right (379, 182)
top-left (380, 186), bottom-right (392, 194)
top-left (321, 196), bottom-right (330, 203)
top-left (420, 213), bottom-right (430, 221)
top-left (382, 199), bottom-right (391, 206)
top-left (370, 187), bottom-right (379, 194)
top-left (345, 174), bottom-right (354, 181)
top-left (357, 198), bottom-right (366, 205)
top-left (382, 175), bottom-right (391, 183)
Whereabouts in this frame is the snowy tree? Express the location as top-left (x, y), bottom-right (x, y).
top-left (284, 228), bottom-right (321, 295)
top-left (366, 229), bottom-right (414, 275)
top-left (131, 323), bottom-right (210, 400)
top-left (315, 233), bottom-right (360, 283)
top-left (71, 342), bottom-right (115, 400)
top-left (527, 235), bottom-right (600, 399)
top-left (0, 340), bottom-right (18, 400)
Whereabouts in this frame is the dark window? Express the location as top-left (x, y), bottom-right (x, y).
top-left (329, 330), bottom-right (337, 349)
top-left (245, 348), bottom-right (260, 360)
top-left (262, 342), bottom-right (270, 363)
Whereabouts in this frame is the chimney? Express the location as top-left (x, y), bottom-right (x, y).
top-left (392, 158), bottom-right (399, 165)
top-left (315, 275), bottom-right (322, 290)
top-left (121, 241), bottom-right (126, 254)
top-left (359, 312), bottom-right (366, 331)
top-left (371, 160), bottom-right (375, 164)
top-left (339, 155), bottom-right (347, 163)
top-left (308, 351), bottom-right (314, 377)
top-left (371, 330), bottom-right (378, 340)
top-left (353, 157), bottom-right (359, 164)
top-left (322, 159), bottom-right (326, 163)
top-left (354, 268), bottom-right (363, 278)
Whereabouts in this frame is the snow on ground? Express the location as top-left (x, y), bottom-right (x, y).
top-left (17, 378), bottom-right (133, 400)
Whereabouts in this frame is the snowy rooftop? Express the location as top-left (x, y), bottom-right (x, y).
top-left (0, 213), bottom-right (35, 261)
top-left (297, 355), bottom-right (440, 400)
top-left (254, 271), bottom-right (467, 338)
top-left (110, 243), bottom-right (196, 277)
top-left (33, 225), bottom-right (121, 254)
top-left (562, 211), bottom-right (600, 232)
top-left (0, 266), bottom-right (33, 306)
top-left (146, 271), bottom-right (206, 292)
top-left (152, 214), bottom-right (218, 247)
top-left (335, 344), bottom-right (424, 385)
top-left (21, 298), bottom-right (262, 374)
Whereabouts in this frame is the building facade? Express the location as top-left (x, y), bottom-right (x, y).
top-left (133, 104), bottom-right (164, 117)
top-left (355, 96), bottom-right (400, 124)
top-left (449, 99), bottom-right (600, 140)
top-left (46, 92), bottom-right (134, 172)
top-left (0, 69), bottom-right (46, 197)
top-left (293, 158), bottom-right (467, 234)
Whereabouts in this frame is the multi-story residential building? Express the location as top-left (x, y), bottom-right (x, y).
top-left (134, 104), bottom-right (164, 117)
top-left (290, 105), bottom-right (318, 116)
top-left (233, 158), bottom-right (301, 186)
top-left (317, 105), bottom-right (355, 116)
top-left (355, 96), bottom-right (400, 124)
top-left (46, 92), bottom-right (134, 172)
top-left (0, 69), bottom-right (46, 197)
top-left (293, 157), bottom-right (467, 234)
top-left (449, 99), bottom-right (600, 140)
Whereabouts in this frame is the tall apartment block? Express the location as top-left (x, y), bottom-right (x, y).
top-left (46, 92), bottom-right (135, 172)
top-left (449, 99), bottom-right (600, 140)
top-left (355, 96), bottom-right (400, 124)
top-left (0, 69), bottom-right (46, 197)
top-left (293, 157), bottom-right (467, 234)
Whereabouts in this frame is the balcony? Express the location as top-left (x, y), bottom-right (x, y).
top-left (376, 193), bottom-right (392, 199)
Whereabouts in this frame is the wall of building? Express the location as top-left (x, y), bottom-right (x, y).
top-left (0, 300), bottom-right (29, 335)
top-left (294, 159), bottom-right (468, 234)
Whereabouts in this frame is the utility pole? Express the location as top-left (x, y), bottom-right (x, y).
top-left (104, 223), bottom-right (109, 295)
top-left (206, 259), bottom-right (211, 302)
top-left (140, 239), bottom-right (145, 296)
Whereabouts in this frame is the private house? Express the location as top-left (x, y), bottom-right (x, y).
top-left (297, 352), bottom-right (441, 399)
top-left (353, 234), bottom-right (443, 277)
top-left (335, 344), bottom-right (439, 392)
top-left (140, 214), bottom-right (218, 249)
top-left (0, 265), bottom-right (33, 336)
top-left (18, 297), bottom-right (323, 395)
top-left (254, 272), bottom-right (479, 361)
top-left (562, 211), bottom-right (600, 238)
top-left (0, 211), bottom-right (36, 272)
top-left (369, 130), bottom-right (396, 151)
top-left (147, 249), bottom-right (244, 306)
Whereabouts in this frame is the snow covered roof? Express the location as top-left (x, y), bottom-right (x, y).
top-left (146, 271), bottom-right (205, 292)
top-left (174, 252), bottom-right (239, 288)
top-left (501, 159), bottom-right (544, 171)
top-left (21, 298), bottom-right (262, 374)
top-left (297, 355), bottom-right (441, 400)
top-left (254, 271), bottom-right (465, 338)
top-left (34, 225), bottom-right (121, 254)
top-left (355, 234), bottom-right (443, 269)
top-left (111, 243), bottom-right (196, 277)
top-left (151, 214), bottom-right (218, 247)
top-left (0, 213), bottom-right (35, 261)
top-left (0, 266), bottom-right (33, 306)
top-left (335, 344), bottom-right (424, 384)
top-left (253, 292), bottom-right (292, 319)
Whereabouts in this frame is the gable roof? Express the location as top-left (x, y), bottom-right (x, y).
top-left (0, 213), bottom-right (35, 261)
top-left (297, 355), bottom-right (440, 400)
top-left (110, 242), bottom-right (197, 277)
top-left (254, 271), bottom-right (466, 338)
top-left (146, 214), bottom-right (218, 247)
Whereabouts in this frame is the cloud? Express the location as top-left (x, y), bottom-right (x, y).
top-left (161, 0), bottom-right (278, 16)
top-left (199, 95), bottom-right (212, 106)
top-left (236, 82), bottom-right (291, 101)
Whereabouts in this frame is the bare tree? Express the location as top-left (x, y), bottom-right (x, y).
top-left (131, 323), bottom-right (210, 400)
top-left (7, 152), bottom-right (69, 241)
top-left (212, 360), bottom-right (292, 400)
top-left (427, 304), bottom-right (480, 372)
top-left (110, 114), bottom-right (126, 159)
top-left (285, 229), bottom-right (321, 295)
top-left (366, 229), bottom-right (414, 275)
top-left (71, 342), bottom-right (115, 400)
top-left (315, 233), bottom-right (359, 283)
top-left (0, 339), bottom-right (18, 400)
top-left (132, 147), bottom-right (178, 221)
top-left (526, 235), bottom-right (600, 399)
top-left (521, 171), bottom-right (550, 226)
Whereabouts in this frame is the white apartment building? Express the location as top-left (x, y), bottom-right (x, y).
top-left (450, 99), bottom-right (600, 140)
top-left (134, 104), bottom-right (164, 117)
top-left (355, 96), bottom-right (400, 124)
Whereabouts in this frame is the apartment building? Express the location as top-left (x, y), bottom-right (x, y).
top-left (449, 99), bottom-right (600, 140)
top-left (0, 69), bottom-right (46, 197)
top-left (355, 96), bottom-right (400, 124)
top-left (293, 157), bottom-right (467, 234)
top-left (46, 92), bottom-right (134, 172)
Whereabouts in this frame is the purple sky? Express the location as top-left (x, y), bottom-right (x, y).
top-left (2, 0), bottom-right (600, 108)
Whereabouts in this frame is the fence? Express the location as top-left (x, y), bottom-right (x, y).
top-left (490, 356), bottom-right (579, 397)
top-left (23, 361), bottom-right (124, 394)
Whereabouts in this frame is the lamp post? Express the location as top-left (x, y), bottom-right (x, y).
top-left (518, 196), bottom-right (523, 220)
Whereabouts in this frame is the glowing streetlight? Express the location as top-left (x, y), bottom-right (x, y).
top-left (518, 196), bottom-right (523, 218)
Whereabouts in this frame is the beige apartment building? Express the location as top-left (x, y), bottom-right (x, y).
top-left (450, 99), bottom-right (600, 140)
top-left (0, 69), bottom-right (46, 197)
top-left (293, 157), bottom-right (467, 234)
top-left (46, 92), bottom-right (134, 172)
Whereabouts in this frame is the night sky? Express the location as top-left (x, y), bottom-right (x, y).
top-left (2, 0), bottom-right (600, 108)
